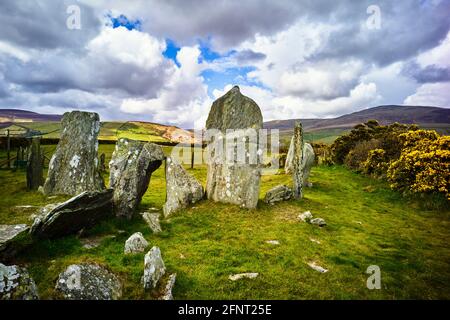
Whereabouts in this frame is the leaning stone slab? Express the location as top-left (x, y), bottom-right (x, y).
top-left (228, 272), bottom-right (259, 281)
top-left (143, 246), bottom-right (166, 290)
top-left (263, 185), bottom-right (293, 204)
top-left (141, 212), bottom-right (162, 233)
top-left (163, 157), bottom-right (204, 217)
top-left (0, 263), bottom-right (39, 300)
top-left (205, 86), bottom-right (263, 209)
top-left (43, 111), bottom-right (105, 196)
top-left (109, 139), bottom-right (165, 219)
top-left (55, 264), bottom-right (122, 300)
top-left (124, 232), bottom-right (149, 254)
top-left (30, 190), bottom-right (113, 239)
top-left (285, 140), bottom-right (315, 188)
top-left (0, 224), bottom-right (29, 260)
top-left (159, 273), bottom-right (176, 300)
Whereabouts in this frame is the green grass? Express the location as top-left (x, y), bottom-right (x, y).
top-left (0, 145), bottom-right (449, 299)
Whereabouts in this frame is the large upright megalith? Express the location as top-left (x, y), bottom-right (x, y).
top-left (285, 140), bottom-right (315, 186)
top-left (109, 138), bottom-right (165, 219)
top-left (26, 137), bottom-right (44, 190)
top-left (292, 121), bottom-right (304, 199)
top-left (205, 86), bottom-right (263, 209)
top-left (42, 111), bottom-right (105, 195)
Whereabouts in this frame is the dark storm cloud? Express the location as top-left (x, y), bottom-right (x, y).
top-left (0, 0), bottom-right (101, 50)
top-left (234, 50), bottom-right (266, 64)
top-left (402, 62), bottom-right (450, 83)
top-left (311, 1), bottom-right (450, 67)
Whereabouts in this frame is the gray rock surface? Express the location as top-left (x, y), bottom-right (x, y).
top-left (55, 264), bottom-right (122, 300)
top-left (42, 111), bottom-right (105, 195)
top-left (298, 211), bottom-right (313, 222)
top-left (124, 232), bottom-right (149, 254)
top-left (141, 212), bottom-right (162, 233)
top-left (263, 185), bottom-right (293, 204)
top-left (285, 141), bottom-right (315, 187)
top-left (163, 157), bottom-right (204, 217)
top-left (26, 137), bottom-right (44, 190)
top-left (30, 190), bottom-right (113, 239)
top-left (310, 218), bottom-right (327, 227)
top-left (0, 224), bottom-right (29, 260)
top-left (160, 273), bottom-right (176, 300)
top-left (205, 86), bottom-right (263, 209)
top-left (292, 121), bottom-right (304, 199)
top-left (109, 138), bottom-right (165, 219)
top-left (0, 263), bottom-right (39, 300)
top-left (228, 273), bottom-right (259, 281)
top-left (143, 246), bottom-right (166, 290)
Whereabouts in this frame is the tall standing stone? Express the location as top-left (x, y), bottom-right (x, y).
top-left (109, 139), bottom-right (165, 219)
top-left (163, 157), bottom-right (204, 217)
top-left (26, 137), bottom-right (44, 190)
top-left (285, 140), bottom-right (315, 186)
top-left (42, 111), bottom-right (105, 195)
top-left (292, 121), bottom-right (304, 199)
top-left (205, 86), bottom-right (263, 209)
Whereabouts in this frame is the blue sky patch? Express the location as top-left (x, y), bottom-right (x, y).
top-left (109, 14), bottom-right (142, 31)
top-left (163, 39), bottom-right (181, 67)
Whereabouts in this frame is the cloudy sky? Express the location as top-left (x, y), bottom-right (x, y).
top-left (0, 0), bottom-right (449, 128)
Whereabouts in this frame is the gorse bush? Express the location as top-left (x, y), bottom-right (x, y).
top-left (344, 139), bottom-right (381, 171)
top-left (387, 131), bottom-right (450, 200)
top-left (363, 148), bottom-right (389, 178)
top-left (331, 121), bottom-right (449, 201)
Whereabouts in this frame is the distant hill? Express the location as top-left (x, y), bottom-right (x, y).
top-left (264, 105), bottom-right (450, 132)
top-left (0, 109), bottom-right (196, 144)
top-left (0, 109), bottom-right (62, 125)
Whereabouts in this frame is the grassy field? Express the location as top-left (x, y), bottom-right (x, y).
top-left (0, 144), bottom-right (449, 300)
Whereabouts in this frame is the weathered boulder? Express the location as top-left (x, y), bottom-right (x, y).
top-left (163, 157), bottom-right (204, 217)
top-left (30, 190), bottom-right (113, 239)
top-left (298, 211), bottom-right (313, 222)
top-left (0, 263), bottom-right (39, 300)
top-left (109, 139), bottom-right (165, 219)
top-left (160, 273), bottom-right (176, 300)
top-left (124, 232), bottom-right (149, 254)
top-left (42, 111), bottom-right (105, 195)
top-left (310, 218), bottom-right (327, 227)
top-left (263, 185), bottom-right (293, 204)
top-left (0, 224), bottom-right (29, 260)
top-left (55, 264), bottom-right (122, 300)
top-left (143, 246), bottom-right (166, 290)
top-left (141, 212), bottom-right (162, 233)
top-left (26, 137), bottom-right (44, 190)
top-left (205, 86), bottom-right (263, 209)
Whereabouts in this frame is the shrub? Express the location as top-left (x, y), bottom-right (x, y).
top-left (363, 149), bottom-right (389, 177)
top-left (344, 139), bottom-right (381, 171)
top-left (387, 130), bottom-right (450, 200)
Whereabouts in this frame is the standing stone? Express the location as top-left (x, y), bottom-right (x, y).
top-left (292, 121), bottom-right (304, 199)
top-left (26, 137), bottom-right (44, 190)
top-left (142, 246), bottom-right (166, 290)
top-left (99, 153), bottom-right (106, 173)
top-left (141, 212), bottom-right (162, 233)
top-left (55, 264), bottom-right (122, 300)
top-left (285, 141), bottom-right (315, 184)
top-left (30, 190), bottom-right (113, 239)
top-left (163, 157), bottom-right (204, 217)
top-left (205, 86), bottom-right (263, 209)
top-left (42, 111), bottom-right (105, 195)
top-left (0, 264), bottom-right (39, 300)
top-left (124, 232), bottom-right (149, 254)
top-left (109, 139), bottom-right (165, 219)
